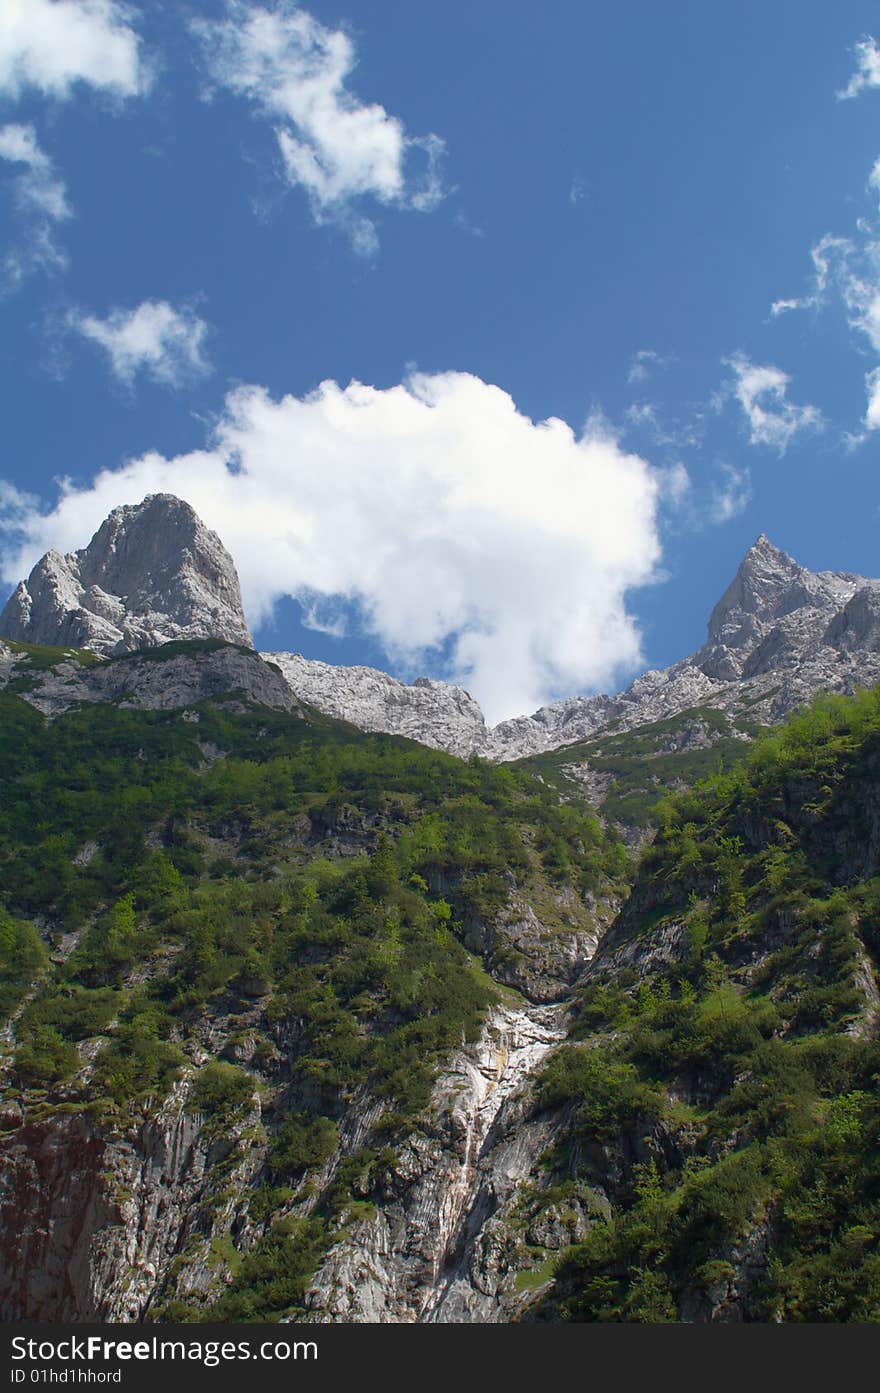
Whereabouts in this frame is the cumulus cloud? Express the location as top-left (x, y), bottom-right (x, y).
top-left (0, 371), bottom-right (668, 723)
top-left (709, 463), bottom-right (752, 524)
top-left (0, 0), bottom-right (149, 101)
top-left (0, 123), bottom-right (71, 287)
top-left (838, 36), bottom-right (880, 100)
top-left (721, 353), bottom-right (823, 453)
top-left (69, 301), bottom-right (212, 388)
top-left (193, 2), bottom-right (445, 252)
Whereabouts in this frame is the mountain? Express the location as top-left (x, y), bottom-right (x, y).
top-left (0, 646), bottom-right (624, 1320)
top-left (268, 535), bottom-right (880, 760)
top-left (265, 652), bottom-right (491, 759)
top-left (5, 497), bottom-right (878, 768)
top-left (0, 638), bottom-right (879, 1321)
top-left (2, 498), bottom-right (880, 1323)
top-left (0, 495), bottom-right (253, 656)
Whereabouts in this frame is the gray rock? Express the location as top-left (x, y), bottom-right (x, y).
top-left (265, 654), bottom-right (491, 759)
top-left (7, 499), bottom-right (877, 768)
top-left (0, 495), bottom-right (253, 656)
top-left (268, 535), bottom-right (880, 761)
top-left (0, 644), bottom-right (300, 718)
top-left (304, 1001), bottom-right (571, 1323)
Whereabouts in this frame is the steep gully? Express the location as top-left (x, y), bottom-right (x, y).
top-left (0, 976), bottom-right (573, 1321)
top-left (304, 1000), bottom-right (570, 1323)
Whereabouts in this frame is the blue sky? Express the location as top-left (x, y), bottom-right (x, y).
top-left (1, 1), bottom-right (880, 721)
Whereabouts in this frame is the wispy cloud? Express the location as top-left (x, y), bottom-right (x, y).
top-left (709, 462), bottom-right (752, 524)
top-left (69, 301), bottom-right (212, 389)
top-left (624, 399), bottom-right (704, 450)
top-left (771, 233), bottom-right (848, 318)
top-left (0, 123), bottom-right (71, 288)
top-left (627, 348), bottom-right (675, 385)
top-left (838, 36), bottom-right (880, 100)
top-left (194, 2), bottom-right (446, 254)
top-left (0, 124), bottom-right (70, 220)
top-left (773, 223), bottom-right (880, 435)
top-left (720, 353), bottom-right (823, 453)
top-left (453, 210), bottom-right (485, 239)
top-left (776, 31), bottom-right (880, 434)
top-left (0, 0), bottom-right (150, 101)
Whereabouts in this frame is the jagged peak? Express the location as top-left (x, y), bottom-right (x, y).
top-left (705, 537), bottom-right (817, 648)
top-left (0, 493), bottom-right (253, 656)
top-left (737, 533), bottom-right (798, 572)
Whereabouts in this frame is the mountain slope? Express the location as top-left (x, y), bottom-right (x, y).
top-left (2, 639), bottom-right (880, 1321)
top-left (2, 500), bottom-right (880, 1323)
top-left (520, 688), bottom-right (880, 1321)
top-left (0, 640), bottom-right (624, 1321)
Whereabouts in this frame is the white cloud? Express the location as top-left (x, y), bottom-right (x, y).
top-left (0, 123), bottom-right (71, 288)
top-left (624, 399), bottom-right (704, 450)
top-left (627, 349), bottom-right (674, 385)
top-left (865, 367), bottom-right (880, 431)
top-left (657, 460), bottom-right (691, 508)
top-left (722, 352), bottom-right (823, 453)
top-left (0, 371), bottom-right (667, 724)
top-left (0, 479), bottom-right (39, 525)
top-left (0, 124), bottom-right (70, 219)
top-left (838, 36), bottom-right (880, 100)
top-left (69, 301), bottom-right (212, 389)
top-left (773, 227), bottom-right (880, 432)
top-left (709, 463), bottom-right (751, 524)
top-left (194, 2), bottom-right (445, 252)
top-left (0, 0), bottom-right (149, 101)
top-left (770, 234), bottom-right (848, 318)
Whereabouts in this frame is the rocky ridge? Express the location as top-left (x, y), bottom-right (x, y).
top-left (0, 495), bottom-right (253, 657)
top-left (5, 499), bottom-right (877, 767)
top-left (269, 537), bottom-right (880, 761)
top-left (0, 640), bottom-right (299, 718)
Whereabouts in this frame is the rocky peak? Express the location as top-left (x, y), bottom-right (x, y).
top-left (0, 494), bottom-right (253, 656)
top-left (698, 535), bottom-right (862, 683)
top-left (269, 535), bottom-right (880, 761)
top-left (708, 536), bottom-right (812, 644)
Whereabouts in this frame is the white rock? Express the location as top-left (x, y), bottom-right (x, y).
top-left (0, 494), bottom-right (253, 656)
top-left (268, 536), bottom-right (880, 760)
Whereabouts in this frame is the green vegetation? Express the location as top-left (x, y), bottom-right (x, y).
top-left (518, 705), bottom-right (755, 826)
top-left (0, 650), bottom-right (626, 1321)
top-left (532, 687), bottom-right (880, 1322)
top-left (189, 1061), bottom-right (255, 1117)
top-left (0, 910), bottom-right (47, 1021)
top-left (108, 638), bottom-right (255, 664)
top-left (4, 639), bottom-right (100, 670)
top-left (7, 634), bottom-right (880, 1323)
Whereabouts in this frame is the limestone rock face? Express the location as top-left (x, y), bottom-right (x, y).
top-left (5, 496), bottom-right (878, 763)
top-left (265, 654), bottom-right (491, 759)
top-left (269, 536), bottom-right (880, 760)
top-left (303, 1001), bottom-right (571, 1323)
top-left (0, 495), bottom-right (253, 656)
top-left (0, 644), bottom-right (300, 719)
